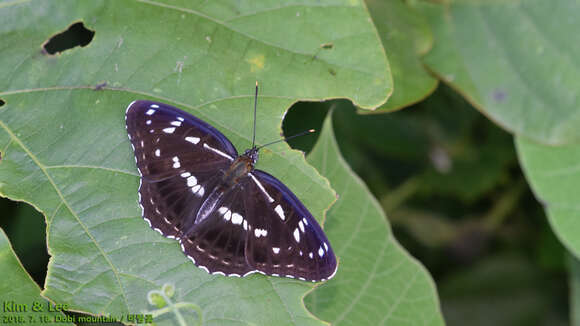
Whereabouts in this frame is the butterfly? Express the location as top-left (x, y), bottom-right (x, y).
top-left (125, 91), bottom-right (337, 282)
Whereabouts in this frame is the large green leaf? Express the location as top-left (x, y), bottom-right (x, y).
top-left (1, 0), bottom-right (390, 109)
top-left (305, 110), bottom-right (445, 326)
top-left (365, 0), bottom-right (437, 112)
top-left (0, 228), bottom-right (73, 326)
top-left (0, 1), bottom-right (390, 324)
top-left (516, 137), bottom-right (580, 259)
top-left (416, 0), bottom-right (580, 145)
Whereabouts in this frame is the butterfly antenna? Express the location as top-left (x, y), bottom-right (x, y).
top-left (252, 81), bottom-right (258, 149)
top-left (256, 129), bottom-right (316, 150)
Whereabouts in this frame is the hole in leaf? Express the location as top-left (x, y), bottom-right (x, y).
top-left (43, 22), bottom-right (95, 55)
top-left (0, 198), bottom-right (49, 286)
top-left (283, 100), bottom-right (333, 153)
top-left (320, 42), bottom-right (334, 49)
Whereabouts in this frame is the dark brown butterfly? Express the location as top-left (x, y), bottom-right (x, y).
top-left (125, 91), bottom-right (337, 282)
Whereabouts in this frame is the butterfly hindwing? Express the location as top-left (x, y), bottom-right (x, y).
top-left (243, 170), bottom-right (337, 281)
top-left (180, 184), bottom-right (253, 276)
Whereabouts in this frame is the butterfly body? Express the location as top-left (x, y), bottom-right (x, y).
top-left (125, 100), bottom-right (337, 282)
top-left (222, 150), bottom-right (256, 187)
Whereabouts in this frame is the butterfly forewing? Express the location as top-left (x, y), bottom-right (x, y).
top-left (243, 171), bottom-right (337, 281)
top-left (126, 100), bottom-right (237, 238)
top-left (126, 100), bottom-right (237, 181)
top-left (125, 100), bottom-right (338, 282)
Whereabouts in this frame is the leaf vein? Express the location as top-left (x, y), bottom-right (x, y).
top-left (0, 119), bottom-right (131, 311)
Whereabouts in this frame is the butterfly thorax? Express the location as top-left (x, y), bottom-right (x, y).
top-left (221, 148), bottom-right (259, 187)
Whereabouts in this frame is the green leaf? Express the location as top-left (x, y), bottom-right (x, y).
top-left (304, 110), bottom-right (445, 326)
top-left (516, 137), bottom-right (580, 259)
top-left (364, 0), bottom-right (437, 112)
top-left (0, 227), bottom-right (73, 326)
top-left (1, 0), bottom-right (390, 109)
top-left (0, 1), bottom-right (390, 324)
top-left (416, 0), bottom-right (580, 145)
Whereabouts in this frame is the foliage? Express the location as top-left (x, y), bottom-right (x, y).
top-left (0, 0), bottom-right (577, 325)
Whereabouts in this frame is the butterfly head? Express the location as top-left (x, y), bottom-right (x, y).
top-left (243, 147), bottom-right (259, 165)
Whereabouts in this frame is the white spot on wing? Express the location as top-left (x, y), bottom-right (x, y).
top-left (327, 264), bottom-right (338, 280)
top-left (293, 228), bottom-right (300, 242)
top-left (146, 120), bottom-right (152, 125)
top-left (150, 104), bottom-right (159, 109)
top-left (224, 210), bottom-right (232, 221)
top-left (163, 127), bottom-right (176, 134)
top-left (302, 218), bottom-right (308, 226)
top-left (187, 175), bottom-right (197, 187)
top-left (172, 156), bottom-right (180, 168)
top-left (318, 247), bottom-right (324, 257)
top-left (181, 172), bottom-right (191, 178)
top-left (231, 213), bottom-right (243, 225)
top-left (171, 121), bottom-right (182, 126)
top-left (155, 149), bottom-right (161, 157)
top-left (254, 228), bottom-right (267, 238)
top-left (185, 136), bottom-right (200, 144)
top-left (323, 242), bottom-right (329, 251)
top-left (275, 205), bottom-right (285, 221)
top-left (199, 266), bottom-right (209, 273)
top-left (273, 247), bottom-right (280, 254)
top-left (298, 220), bottom-right (305, 233)
top-left (146, 109), bottom-right (156, 115)
top-left (249, 173), bottom-right (274, 203)
top-left (309, 252), bottom-right (314, 259)
top-left (218, 207), bottom-right (228, 215)
top-left (203, 143), bottom-right (233, 160)
top-left (177, 117), bottom-right (184, 121)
